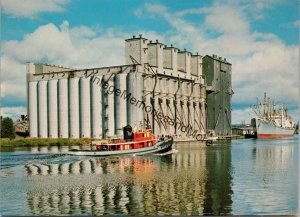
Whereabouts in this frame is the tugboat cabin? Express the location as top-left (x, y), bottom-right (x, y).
top-left (92, 125), bottom-right (157, 151)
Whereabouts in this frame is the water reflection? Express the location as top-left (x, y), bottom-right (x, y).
top-left (252, 144), bottom-right (294, 176)
top-left (203, 142), bottom-right (233, 215)
top-left (23, 143), bottom-right (233, 216)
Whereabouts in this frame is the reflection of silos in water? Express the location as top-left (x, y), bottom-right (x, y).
top-left (58, 79), bottom-right (69, 138)
top-left (93, 186), bottom-right (104, 215)
top-left (38, 80), bottom-right (48, 138)
top-left (119, 185), bottom-right (129, 214)
top-left (59, 191), bottom-right (71, 214)
top-left (115, 73), bottom-right (127, 135)
top-left (127, 72), bottom-right (143, 128)
top-left (48, 79), bottom-right (58, 138)
top-left (80, 77), bottom-right (91, 138)
top-left (60, 163), bottom-right (70, 175)
top-left (80, 187), bottom-right (93, 211)
top-left (31, 147), bottom-right (38, 153)
top-left (90, 159), bottom-right (103, 174)
top-left (60, 146), bottom-right (69, 153)
top-left (29, 81), bottom-right (38, 137)
top-left (50, 146), bottom-right (59, 153)
top-left (26, 164), bottom-right (39, 175)
top-left (70, 161), bottom-right (81, 175)
top-left (27, 194), bottom-right (40, 214)
top-left (81, 160), bottom-right (92, 174)
top-left (69, 188), bottom-right (80, 211)
top-left (104, 74), bottom-right (115, 137)
top-left (48, 191), bottom-right (60, 214)
top-left (69, 77), bottom-right (80, 138)
top-left (39, 146), bottom-right (48, 153)
top-left (107, 186), bottom-right (116, 210)
top-left (127, 185), bottom-right (144, 215)
top-left (49, 164), bottom-right (59, 176)
top-left (91, 76), bottom-right (102, 138)
top-left (36, 164), bottom-right (49, 175)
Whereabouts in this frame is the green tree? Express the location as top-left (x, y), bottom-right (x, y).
top-left (1, 117), bottom-right (16, 139)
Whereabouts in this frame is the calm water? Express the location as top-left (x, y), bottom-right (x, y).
top-left (0, 136), bottom-right (298, 216)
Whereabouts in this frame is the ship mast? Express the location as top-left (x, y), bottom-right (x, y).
top-left (269, 98), bottom-right (273, 120)
top-left (281, 106), bottom-right (283, 127)
top-left (263, 92), bottom-right (267, 118)
top-left (267, 97), bottom-right (271, 120)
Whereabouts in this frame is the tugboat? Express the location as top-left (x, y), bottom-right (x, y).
top-left (68, 125), bottom-right (173, 156)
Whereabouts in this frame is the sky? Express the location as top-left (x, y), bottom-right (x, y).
top-left (1, 0), bottom-right (299, 124)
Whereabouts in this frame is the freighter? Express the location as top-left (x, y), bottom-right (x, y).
top-left (251, 93), bottom-right (296, 139)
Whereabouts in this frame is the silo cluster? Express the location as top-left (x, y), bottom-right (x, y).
top-left (27, 64), bottom-right (143, 139)
top-left (27, 35), bottom-right (232, 139)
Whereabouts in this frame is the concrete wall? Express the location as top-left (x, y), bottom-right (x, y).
top-left (203, 55), bottom-right (232, 136)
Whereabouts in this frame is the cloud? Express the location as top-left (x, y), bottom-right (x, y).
top-left (2, 21), bottom-right (126, 68)
top-left (2, 1), bottom-right (298, 125)
top-left (1, 0), bottom-right (69, 18)
top-left (135, 2), bottom-right (298, 124)
top-left (0, 107), bottom-right (27, 121)
top-left (1, 21), bottom-right (165, 119)
top-left (232, 108), bottom-right (253, 124)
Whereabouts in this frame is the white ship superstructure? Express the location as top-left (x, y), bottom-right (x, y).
top-left (251, 93), bottom-right (295, 138)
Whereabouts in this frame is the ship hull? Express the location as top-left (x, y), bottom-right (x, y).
top-left (255, 118), bottom-right (295, 139)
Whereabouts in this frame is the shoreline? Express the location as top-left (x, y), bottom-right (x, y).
top-left (0, 138), bottom-right (93, 148)
top-left (1, 135), bottom-right (246, 148)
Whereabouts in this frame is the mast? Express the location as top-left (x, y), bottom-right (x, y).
top-left (263, 92), bottom-right (267, 118)
top-left (270, 99), bottom-right (273, 119)
top-left (267, 97), bottom-right (271, 120)
top-left (281, 106), bottom-right (283, 127)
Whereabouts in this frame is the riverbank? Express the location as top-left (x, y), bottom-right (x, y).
top-left (0, 137), bottom-right (93, 147)
top-left (1, 134), bottom-right (246, 148)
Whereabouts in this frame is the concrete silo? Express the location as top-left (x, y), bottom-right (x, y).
top-left (80, 76), bottom-right (91, 138)
top-left (38, 80), bottom-right (48, 138)
top-left (28, 81), bottom-right (38, 137)
top-left (58, 78), bottom-right (69, 138)
top-left (91, 75), bottom-right (102, 138)
top-left (69, 77), bottom-right (80, 138)
top-left (48, 79), bottom-right (58, 138)
top-left (115, 73), bottom-right (127, 136)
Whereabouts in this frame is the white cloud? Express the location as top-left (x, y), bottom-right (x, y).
top-left (1, 21), bottom-right (165, 119)
top-left (291, 20), bottom-right (300, 27)
top-left (135, 2), bottom-right (298, 124)
top-left (1, 0), bottom-right (69, 18)
top-left (2, 22), bottom-right (127, 68)
top-left (0, 107), bottom-right (27, 121)
top-left (2, 1), bottom-right (298, 124)
top-left (232, 108), bottom-right (253, 124)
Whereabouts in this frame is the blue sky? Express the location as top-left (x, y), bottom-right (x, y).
top-left (1, 0), bottom-right (299, 123)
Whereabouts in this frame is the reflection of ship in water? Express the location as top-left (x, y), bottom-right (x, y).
top-left (26, 143), bottom-right (233, 215)
top-left (252, 144), bottom-right (294, 176)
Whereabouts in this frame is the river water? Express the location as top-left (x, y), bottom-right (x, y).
top-left (0, 136), bottom-right (298, 216)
